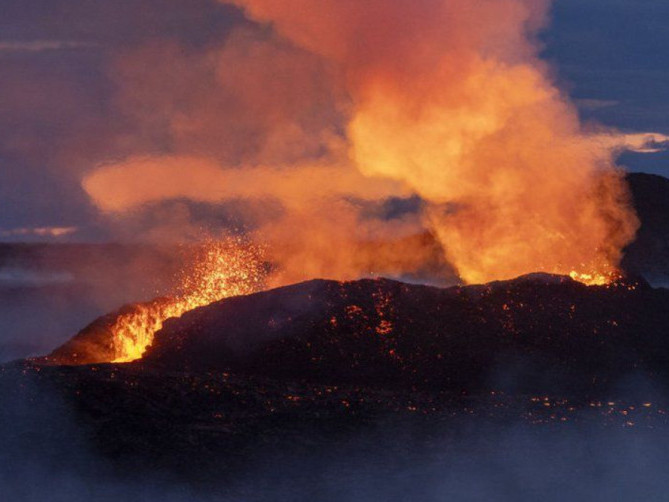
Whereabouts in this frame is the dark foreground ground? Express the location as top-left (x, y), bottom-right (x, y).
top-left (2, 359), bottom-right (669, 501)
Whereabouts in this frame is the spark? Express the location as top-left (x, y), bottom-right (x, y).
top-left (111, 239), bottom-right (265, 362)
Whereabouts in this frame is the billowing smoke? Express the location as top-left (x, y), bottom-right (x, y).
top-left (83, 0), bottom-right (647, 285)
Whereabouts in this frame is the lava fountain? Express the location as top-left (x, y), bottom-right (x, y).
top-left (110, 239), bottom-right (265, 362)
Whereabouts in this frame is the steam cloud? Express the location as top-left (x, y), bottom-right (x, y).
top-left (83, 0), bottom-right (649, 284)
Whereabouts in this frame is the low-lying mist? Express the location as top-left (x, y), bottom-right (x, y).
top-left (1, 366), bottom-right (668, 502)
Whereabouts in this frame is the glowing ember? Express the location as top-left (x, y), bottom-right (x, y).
top-left (569, 267), bottom-right (621, 287)
top-left (112, 239), bottom-right (265, 362)
top-left (569, 271), bottom-right (610, 287)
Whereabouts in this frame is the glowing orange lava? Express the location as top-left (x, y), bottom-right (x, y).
top-left (111, 239), bottom-right (265, 362)
top-left (569, 271), bottom-right (616, 287)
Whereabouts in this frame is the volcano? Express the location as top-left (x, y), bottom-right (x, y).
top-left (2, 273), bottom-right (663, 477)
top-left (45, 273), bottom-right (669, 395)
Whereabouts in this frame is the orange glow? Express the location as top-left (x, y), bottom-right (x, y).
top-left (569, 270), bottom-right (618, 287)
top-left (80, 1), bottom-right (644, 288)
top-left (111, 239), bottom-right (265, 362)
top-left (226, 0), bottom-right (639, 286)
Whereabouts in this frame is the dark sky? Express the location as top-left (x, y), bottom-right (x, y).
top-left (0, 0), bottom-right (667, 240)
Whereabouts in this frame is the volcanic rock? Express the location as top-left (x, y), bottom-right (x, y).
top-left (142, 275), bottom-right (669, 394)
top-left (45, 274), bottom-right (669, 395)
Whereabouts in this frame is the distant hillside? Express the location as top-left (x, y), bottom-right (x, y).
top-left (623, 173), bottom-right (669, 284)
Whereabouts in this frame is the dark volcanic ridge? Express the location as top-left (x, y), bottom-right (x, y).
top-left (46, 273), bottom-right (669, 395)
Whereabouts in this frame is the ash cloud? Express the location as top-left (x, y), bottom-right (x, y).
top-left (76, 0), bottom-right (667, 287)
top-left (1, 0), bottom-right (668, 242)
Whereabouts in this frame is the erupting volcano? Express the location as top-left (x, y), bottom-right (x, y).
top-left (5, 0), bottom-right (669, 497)
top-left (46, 237), bottom-right (630, 367)
top-left (48, 0), bottom-right (669, 380)
top-left (47, 239), bottom-right (266, 364)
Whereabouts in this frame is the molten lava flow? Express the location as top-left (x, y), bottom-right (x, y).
top-left (111, 240), bottom-right (265, 362)
top-left (569, 270), bottom-right (617, 287)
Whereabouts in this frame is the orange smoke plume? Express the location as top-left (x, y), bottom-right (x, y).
top-left (82, 156), bottom-right (440, 286)
top-left (222, 0), bottom-right (639, 284)
top-left (81, 0), bottom-right (644, 287)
